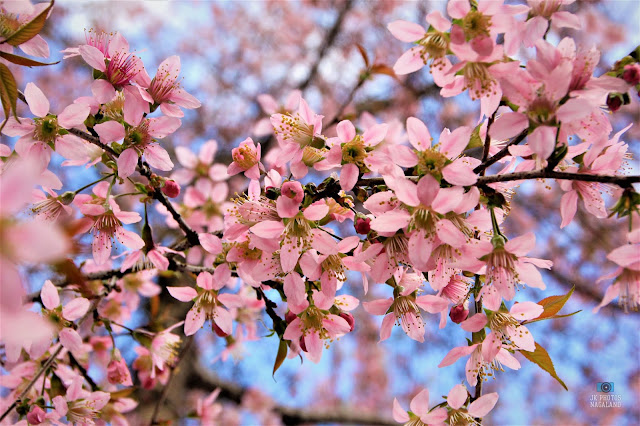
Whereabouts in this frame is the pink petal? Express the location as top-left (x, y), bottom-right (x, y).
top-left (447, 384), bottom-right (468, 410)
top-left (199, 233), bottom-right (222, 255)
top-left (41, 280), bottom-right (60, 310)
top-left (91, 79), bottom-right (116, 104)
top-left (280, 240), bottom-right (303, 273)
top-left (94, 121), bottom-right (125, 143)
top-left (62, 297), bottom-right (90, 321)
top-left (392, 399), bottom-right (409, 423)
top-left (551, 11), bottom-right (581, 30)
top-left (145, 144), bottom-right (174, 171)
top-left (438, 344), bottom-right (476, 367)
top-left (443, 160), bottom-right (478, 186)
top-left (340, 163), bottom-right (359, 192)
top-left (440, 126), bottom-right (471, 159)
top-left (59, 328), bottom-right (83, 352)
top-left (607, 244), bottom-right (640, 268)
top-left (393, 47), bottom-right (425, 75)
top-left (409, 389), bottom-right (430, 417)
top-left (363, 298), bottom-right (393, 315)
top-left (490, 112), bottom-right (528, 141)
top-left (528, 125), bottom-right (557, 160)
top-left (167, 286), bottom-right (198, 302)
top-left (250, 220), bottom-right (284, 238)
top-left (392, 178), bottom-right (419, 207)
top-left (447, 0), bottom-right (470, 19)
top-left (197, 272), bottom-right (214, 291)
top-left (379, 313), bottom-right (395, 341)
top-left (212, 264), bottom-right (231, 290)
top-left (467, 392), bottom-right (499, 418)
top-left (460, 313), bottom-right (487, 332)
top-left (417, 174), bottom-right (440, 206)
top-left (504, 232), bottom-right (535, 256)
top-left (387, 20), bottom-right (425, 42)
top-left (303, 202), bottom-right (329, 221)
top-left (58, 103), bottom-right (90, 129)
top-left (148, 116), bottom-right (182, 138)
top-left (510, 301), bottom-right (543, 321)
top-left (407, 117), bottom-right (432, 151)
top-left (117, 148), bottom-right (138, 178)
top-left (426, 11), bottom-right (451, 32)
top-left (415, 295), bottom-right (449, 313)
top-left (213, 307), bottom-right (233, 335)
top-left (184, 307), bottom-right (206, 336)
top-left (24, 83), bottom-right (49, 118)
top-left (370, 210), bottom-right (411, 233)
top-left (436, 219), bottom-right (467, 247)
top-left (336, 120), bottom-right (356, 142)
top-left (79, 45), bottom-right (106, 71)
top-left (116, 228), bottom-right (145, 250)
top-left (363, 123), bottom-right (388, 146)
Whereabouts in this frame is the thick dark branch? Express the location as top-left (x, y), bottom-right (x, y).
top-left (474, 129), bottom-right (528, 175)
top-left (186, 362), bottom-right (396, 426)
top-left (298, 0), bottom-right (353, 90)
top-left (67, 128), bottom-right (118, 157)
top-left (137, 160), bottom-right (200, 246)
top-left (357, 171), bottom-right (640, 188)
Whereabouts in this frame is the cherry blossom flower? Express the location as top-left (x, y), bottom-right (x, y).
top-left (107, 348), bottom-right (133, 386)
top-left (0, 2), bottom-right (50, 58)
top-left (446, 384), bottom-right (499, 424)
top-left (52, 376), bottom-right (110, 424)
top-left (40, 279), bottom-right (91, 352)
top-left (172, 139), bottom-right (228, 185)
top-left (363, 269), bottom-right (448, 342)
top-left (270, 98), bottom-right (325, 175)
top-left (74, 181), bottom-right (144, 265)
top-left (137, 55), bottom-right (201, 117)
top-left (463, 232), bottom-right (551, 310)
top-left (1, 83), bottom-right (91, 170)
top-left (168, 265), bottom-right (241, 336)
top-left (283, 299), bottom-right (352, 363)
top-left (593, 242), bottom-right (640, 313)
top-left (392, 388), bottom-right (448, 425)
top-left (227, 137), bottom-right (264, 180)
top-left (388, 11), bottom-right (451, 75)
top-left (94, 115), bottom-right (180, 178)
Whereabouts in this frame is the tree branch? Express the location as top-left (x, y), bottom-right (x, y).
top-left (474, 129), bottom-right (528, 175)
top-left (298, 0), bottom-right (353, 90)
top-left (186, 362), bottom-right (397, 426)
top-left (356, 170), bottom-right (640, 188)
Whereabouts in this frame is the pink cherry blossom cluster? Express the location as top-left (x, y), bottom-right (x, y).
top-left (0, 0), bottom-right (639, 424)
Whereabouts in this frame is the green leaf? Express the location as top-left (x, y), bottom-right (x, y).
top-left (0, 51), bottom-right (59, 67)
top-left (272, 339), bottom-right (288, 377)
top-left (3, 0), bottom-right (55, 47)
top-left (524, 310), bottom-right (582, 324)
top-left (0, 63), bottom-right (19, 127)
top-left (521, 342), bottom-right (568, 391)
top-left (535, 286), bottom-right (575, 321)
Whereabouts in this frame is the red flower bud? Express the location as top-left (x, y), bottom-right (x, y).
top-left (299, 336), bottom-right (307, 352)
top-left (449, 304), bottom-right (469, 324)
top-left (607, 94), bottom-right (622, 112)
top-left (339, 312), bottom-right (355, 332)
top-left (162, 179), bottom-right (181, 198)
top-left (355, 216), bottom-right (371, 234)
top-left (622, 64), bottom-right (640, 85)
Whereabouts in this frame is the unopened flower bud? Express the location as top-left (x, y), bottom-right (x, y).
top-left (339, 312), bottom-right (355, 332)
top-left (59, 191), bottom-right (76, 205)
top-left (27, 406), bottom-right (46, 425)
top-left (299, 336), bottom-right (307, 352)
top-left (162, 179), bottom-right (180, 198)
top-left (607, 93), bottom-right (623, 112)
top-left (355, 216), bottom-right (371, 234)
top-left (107, 349), bottom-right (133, 386)
top-left (622, 64), bottom-right (640, 85)
top-left (449, 304), bottom-right (469, 324)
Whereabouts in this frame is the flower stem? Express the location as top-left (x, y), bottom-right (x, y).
top-left (73, 173), bottom-right (115, 194)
